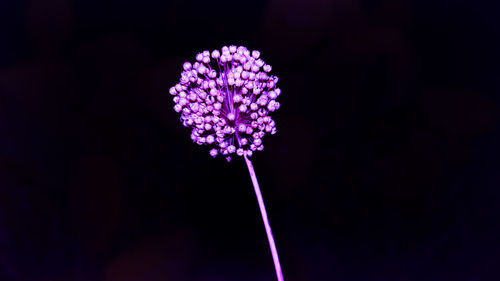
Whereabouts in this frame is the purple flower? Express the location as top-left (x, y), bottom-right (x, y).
top-left (170, 45), bottom-right (281, 161)
top-left (171, 45), bottom-right (285, 281)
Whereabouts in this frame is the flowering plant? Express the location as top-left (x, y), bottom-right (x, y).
top-left (170, 45), bottom-right (284, 281)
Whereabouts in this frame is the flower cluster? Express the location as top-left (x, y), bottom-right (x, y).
top-left (170, 45), bottom-right (281, 161)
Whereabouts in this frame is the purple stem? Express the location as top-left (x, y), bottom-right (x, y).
top-left (243, 154), bottom-right (284, 281)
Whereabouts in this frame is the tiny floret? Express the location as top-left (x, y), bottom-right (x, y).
top-left (183, 62), bottom-right (192, 70)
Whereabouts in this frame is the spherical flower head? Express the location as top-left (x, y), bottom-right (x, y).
top-left (171, 45), bottom-right (281, 161)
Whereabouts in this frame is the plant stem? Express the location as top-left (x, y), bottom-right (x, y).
top-left (243, 154), bottom-right (284, 281)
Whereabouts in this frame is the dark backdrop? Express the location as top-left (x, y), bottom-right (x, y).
top-left (1, 0), bottom-right (499, 280)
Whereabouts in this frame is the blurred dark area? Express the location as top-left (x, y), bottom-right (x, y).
top-left (1, 0), bottom-right (500, 280)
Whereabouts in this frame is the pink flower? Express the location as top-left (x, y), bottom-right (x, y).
top-left (170, 45), bottom-right (280, 161)
top-left (171, 46), bottom-right (285, 281)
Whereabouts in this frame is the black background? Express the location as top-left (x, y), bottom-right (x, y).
top-left (1, 0), bottom-right (500, 280)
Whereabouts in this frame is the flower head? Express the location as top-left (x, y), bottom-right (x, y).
top-left (170, 45), bottom-right (281, 161)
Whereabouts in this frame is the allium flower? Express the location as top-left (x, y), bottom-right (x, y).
top-left (171, 46), bottom-right (284, 281)
top-left (170, 45), bottom-right (281, 162)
